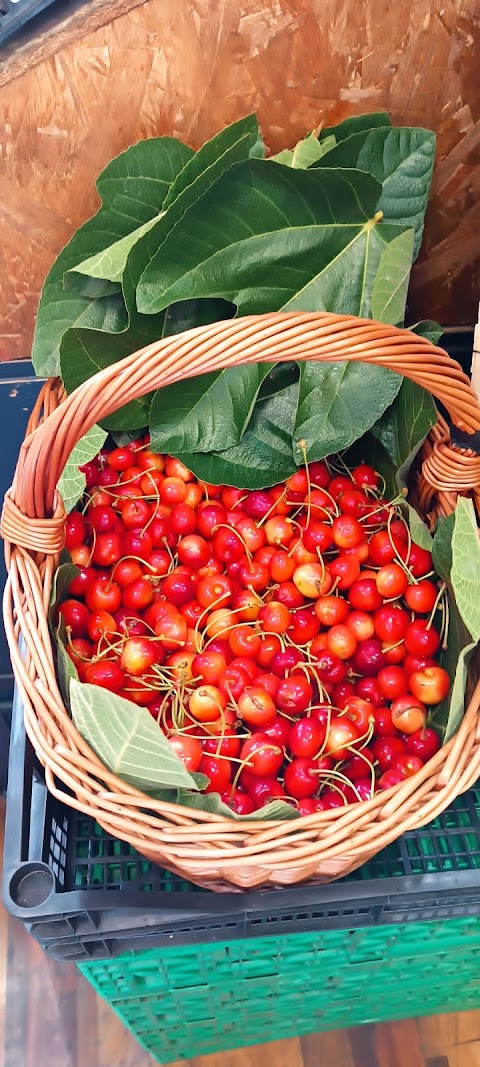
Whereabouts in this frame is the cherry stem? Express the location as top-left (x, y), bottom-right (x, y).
top-left (386, 508), bottom-right (416, 583)
top-left (426, 582), bottom-right (446, 630)
top-left (230, 750), bottom-right (274, 795)
top-left (193, 592), bottom-right (236, 653)
top-left (141, 474), bottom-right (161, 535)
top-left (213, 524), bottom-right (253, 566)
top-left (258, 490), bottom-right (287, 527)
top-left (310, 767), bottom-right (362, 804)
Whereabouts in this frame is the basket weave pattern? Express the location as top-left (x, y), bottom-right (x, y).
top-left (3, 312), bottom-right (480, 891)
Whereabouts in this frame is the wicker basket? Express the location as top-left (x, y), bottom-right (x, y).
top-left (3, 311), bottom-right (480, 892)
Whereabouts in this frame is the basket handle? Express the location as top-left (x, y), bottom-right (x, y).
top-left (3, 311), bottom-right (480, 553)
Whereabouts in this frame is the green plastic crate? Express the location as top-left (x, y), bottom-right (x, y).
top-left (79, 916), bottom-right (480, 1064)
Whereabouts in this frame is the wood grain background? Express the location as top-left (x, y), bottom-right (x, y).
top-left (0, 0), bottom-right (479, 360)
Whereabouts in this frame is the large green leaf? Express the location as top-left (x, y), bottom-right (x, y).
top-left (70, 681), bottom-right (199, 793)
top-left (176, 383), bottom-right (299, 489)
top-left (32, 137), bottom-right (192, 376)
top-left (410, 320), bottom-right (443, 346)
top-left (316, 127), bottom-right (435, 257)
top-left (402, 503), bottom-right (433, 550)
top-left (429, 509), bottom-right (478, 742)
top-left (370, 377), bottom-right (438, 487)
top-left (72, 115), bottom-right (260, 287)
top-left (57, 425), bottom-right (108, 512)
top-left (55, 622), bottom-right (79, 710)
top-left (60, 299), bottom-right (234, 432)
top-left (451, 499), bottom-right (480, 641)
top-left (320, 112), bottom-right (392, 142)
top-left (163, 114), bottom-right (260, 209)
top-left (293, 362), bottom-right (401, 463)
top-left (281, 220), bottom-right (406, 318)
top-left (49, 558), bottom-right (79, 618)
top-left (432, 512), bottom-right (455, 580)
top-left (150, 363), bottom-right (272, 455)
top-left (271, 132), bottom-right (336, 168)
top-left (67, 216), bottom-right (166, 288)
top-left (60, 318), bottom-right (162, 431)
top-left (371, 229), bottom-right (415, 325)
top-left (176, 790), bottom-right (300, 821)
top-left (136, 162), bottom-right (382, 314)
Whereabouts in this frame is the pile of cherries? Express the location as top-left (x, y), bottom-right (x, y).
top-left (59, 437), bottom-right (449, 816)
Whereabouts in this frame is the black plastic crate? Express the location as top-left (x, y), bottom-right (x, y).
top-left (4, 690), bottom-right (480, 963)
top-left (0, 363), bottom-right (46, 789)
top-left (0, 0), bottom-right (64, 44)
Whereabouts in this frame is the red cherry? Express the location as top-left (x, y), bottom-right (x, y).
top-left (405, 727), bottom-right (441, 762)
top-left (58, 598), bottom-right (90, 638)
top-left (250, 778), bottom-right (287, 807)
top-left (240, 734), bottom-right (284, 778)
top-left (192, 651), bottom-right (228, 685)
top-left (200, 755), bottom-right (232, 793)
top-left (372, 706), bottom-right (397, 737)
top-left (177, 535), bottom-right (210, 568)
top-left (121, 529), bottom-right (154, 560)
top-left (346, 610), bottom-right (375, 642)
top-left (326, 624), bottom-right (357, 660)
top-left (168, 735), bottom-right (203, 773)
top-left (314, 595), bottom-right (349, 627)
top-left (197, 574), bottom-right (233, 609)
top-left (408, 543), bottom-right (433, 578)
top-left (284, 758), bottom-right (320, 799)
top-left (329, 555), bottom-right (361, 590)
top-left (288, 717), bottom-right (325, 758)
top-left (270, 550), bottom-right (296, 583)
top-left (378, 768), bottom-right (406, 790)
top-left (353, 638), bottom-right (383, 677)
top-left (238, 686), bottom-right (277, 727)
top-left (354, 677), bottom-right (382, 707)
top-left (332, 680), bottom-right (356, 708)
top-left (154, 612), bottom-right (188, 650)
top-left (377, 666), bottom-right (409, 702)
top-left (344, 697), bottom-right (375, 732)
top-left (65, 511), bottom-right (87, 549)
top-left (106, 446), bottom-right (134, 471)
top-left (352, 464), bottom-right (379, 490)
top-left (259, 715), bottom-right (291, 747)
top-left (277, 675), bottom-right (313, 716)
top-left (391, 695), bottom-right (427, 734)
top-left (84, 659), bottom-right (125, 693)
top-left (270, 647), bottom-right (305, 677)
top-left (258, 601), bottom-right (291, 634)
top-left (374, 604), bottom-right (409, 644)
top-left (348, 578), bottom-right (382, 613)
top-left (371, 736), bottom-right (407, 772)
top-left (332, 514), bottom-right (365, 549)
top-left (338, 488), bottom-right (369, 517)
top-left (393, 754), bottom-right (424, 779)
top-left (189, 685), bottom-right (226, 723)
top-left (342, 747), bottom-right (374, 781)
top-left (288, 608), bottom-right (320, 646)
top-left (314, 650), bottom-right (347, 685)
top-left (376, 563), bottom-right (408, 599)
top-left (404, 620), bottom-right (441, 658)
top-left (404, 581), bottom-right (438, 614)
top-left (409, 666), bottom-right (450, 705)
top-left (324, 716), bottom-right (360, 759)
top-left (221, 790), bottom-right (256, 816)
top-left (255, 673), bottom-right (281, 699)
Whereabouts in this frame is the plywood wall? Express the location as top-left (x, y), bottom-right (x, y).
top-left (1, 0), bottom-right (479, 359)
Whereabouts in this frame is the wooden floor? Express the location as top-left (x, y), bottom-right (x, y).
top-left (1, 798), bottom-right (480, 1067)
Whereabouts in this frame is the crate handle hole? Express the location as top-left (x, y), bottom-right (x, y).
top-left (8, 862), bottom-right (55, 908)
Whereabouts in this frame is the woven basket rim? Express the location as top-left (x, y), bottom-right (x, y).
top-left (3, 311), bottom-right (480, 890)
